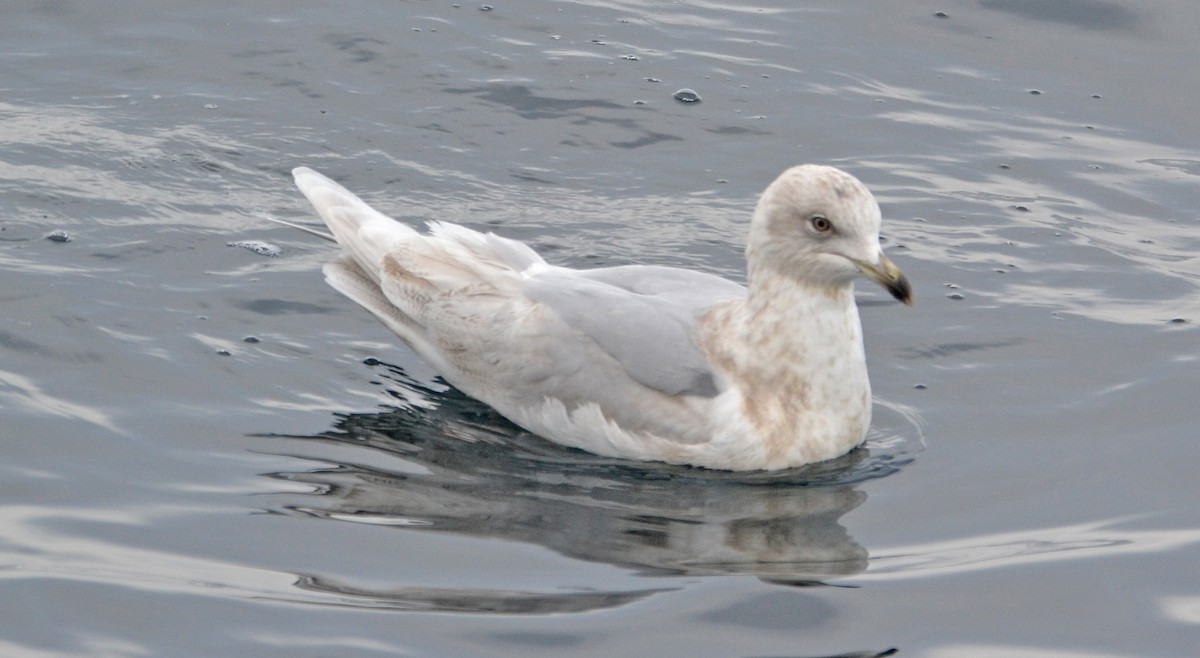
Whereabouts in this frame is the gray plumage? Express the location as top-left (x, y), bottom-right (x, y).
top-left (523, 265), bottom-right (746, 397)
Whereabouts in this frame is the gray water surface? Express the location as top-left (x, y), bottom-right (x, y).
top-left (2, 2), bottom-right (1199, 656)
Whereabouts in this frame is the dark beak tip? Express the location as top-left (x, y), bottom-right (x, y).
top-left (890, 277), bottom-right (914, 306)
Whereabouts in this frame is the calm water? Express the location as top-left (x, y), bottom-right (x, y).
top-left (3, 2), bottom-right (1199, 656)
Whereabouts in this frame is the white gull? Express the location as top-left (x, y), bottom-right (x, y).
top-left (290, 165), bottom-right (912, 471)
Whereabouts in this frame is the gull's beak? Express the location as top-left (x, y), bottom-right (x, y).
top-left (856, 252), bottom-right (913, 305)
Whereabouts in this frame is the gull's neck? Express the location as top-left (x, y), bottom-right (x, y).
top-left (703, 266), bottom-right (872, 467)
top-left (740, 267), bottom-right (866, 378)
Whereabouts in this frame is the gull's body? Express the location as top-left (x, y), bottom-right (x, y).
top-left (291, 165), bottom-right (911, 471)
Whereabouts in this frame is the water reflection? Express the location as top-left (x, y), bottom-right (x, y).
top-left (291, 574), bottom-right (670, 614)
top-left (979, 0), bottom-right (1139, 31)
top-left (866, 519), bottom-right (1200, 581)
top-left (266, 360), bottom-right (920, 611)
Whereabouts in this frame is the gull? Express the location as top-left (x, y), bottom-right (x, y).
top-left (289, 165), bottom-right (912, 471)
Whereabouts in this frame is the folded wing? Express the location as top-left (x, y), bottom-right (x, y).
top-left (523, 265), bottom-right (745, 397)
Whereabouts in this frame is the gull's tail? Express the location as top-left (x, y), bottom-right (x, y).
top-left (292, 167), bottom-right (420, 285)
top-left (289, 166), bottom-right (549, 376)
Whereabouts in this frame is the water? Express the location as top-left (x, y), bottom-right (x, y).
top-left (2, 1), bottom-right (1199, 656)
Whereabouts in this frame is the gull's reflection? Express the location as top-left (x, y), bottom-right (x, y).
top-left (267, 361), bottom-right (919, 611)
top-left (287, 574), bottom-right (672, 614)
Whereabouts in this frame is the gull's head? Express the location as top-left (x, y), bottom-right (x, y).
top-left (747, 164), bottom-right (912, 305)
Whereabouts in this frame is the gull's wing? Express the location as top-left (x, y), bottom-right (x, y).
top-left (523, 265), bottom-right (745, 397)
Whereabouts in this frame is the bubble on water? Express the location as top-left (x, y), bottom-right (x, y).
top-left (673, 88), bottom-right (701, 103)
top-left (203, 103), bottom-right (219, 109)
top-left (620, 54), bottom-right (639, 61)
top-left (45, 229), bottom-right (72, 243)
top-left (228, 240), bottom-right (281, 257)
top-left (479, 4), bottom-right (493, 11)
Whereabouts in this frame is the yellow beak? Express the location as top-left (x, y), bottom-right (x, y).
top-left (856, 253), bottom-right (913, 305)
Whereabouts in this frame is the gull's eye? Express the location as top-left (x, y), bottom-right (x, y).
top-left (810, 215), bottom-right (832, 233)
